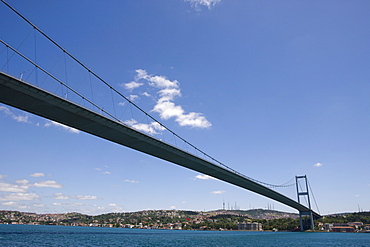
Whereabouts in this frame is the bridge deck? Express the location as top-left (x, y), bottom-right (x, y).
top-left (0, 72), bottom-right (320, 217)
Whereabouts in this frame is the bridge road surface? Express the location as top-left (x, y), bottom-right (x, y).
top-left (0, 71), bottom-right (320, 218)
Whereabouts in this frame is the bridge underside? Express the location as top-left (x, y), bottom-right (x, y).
top-left (0, 72), bottom-right (320, 218)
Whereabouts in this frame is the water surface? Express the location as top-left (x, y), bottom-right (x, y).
top-left (0, 225), bottom-right (369, 246)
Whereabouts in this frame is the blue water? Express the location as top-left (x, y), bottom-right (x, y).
top-left (0, 225), bottom-right (369, 247)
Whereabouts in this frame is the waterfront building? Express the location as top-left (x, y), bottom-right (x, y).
top-left (364, 224), bottom-right (370, 232)
top-left (331, 226), bottom-right (355, 233)
top-left (238, 222), bottom-right (263, 231)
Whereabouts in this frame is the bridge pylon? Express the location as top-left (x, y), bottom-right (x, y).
top-left (296, 175), bottom-right (315, 231)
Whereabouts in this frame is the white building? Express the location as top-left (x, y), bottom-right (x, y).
top-left (238, 222), bottom-right (263, 231)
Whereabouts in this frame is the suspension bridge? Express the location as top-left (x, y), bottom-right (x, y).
top-left (0, 1), bottom-right (320, 230)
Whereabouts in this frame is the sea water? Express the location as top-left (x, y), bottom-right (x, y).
top-left (0, 224), bottom-right (369, 247)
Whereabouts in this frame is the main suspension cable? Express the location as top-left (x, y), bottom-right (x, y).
top-left (308, 180), bottom-right (321, 215)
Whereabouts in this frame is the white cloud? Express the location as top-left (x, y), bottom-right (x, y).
top-left (185, 0), bottom-right (221, 10)
top-left (146, 70), bottom-right (210, 128)
top-left (44, 120), bottom-right (80, 134)
top-left (108, 203), bottom-right (119, 207)
top-left (0, 192), bottom-right (40, 201)
top-left (52, 202), bottom-right (62, 206)
top-left (66, 202), bottom-right (84, 206)
top-left (13, 115), bottom-right (29, 123)
top-left (123, 81), bottom-right (143, 90)
top-left (30, 173), bottom-right (45, 177)
top-left (124, 118), bottom-right (164, 135)
top-left (314, 163), bottom-right (323, 167)
top-left (158, 88), bottom-right (181, 100)
top-left (118, 102), bottom-right (125, 107)
top-left (124, 119), bottom-right (137, 126)
top-left (120, 69), bottom-right (213, 132)
top-left (211, 190), bottom-right (225, 194)
top-left (129, 95), bottom-right (139, 101)
top-left (170, 206), bottom-right (176, 209)
top-left (148, 75), bottom-right (179, 89)
top-left (127, 121), bottom-right (157, 135)
top-left (0, 175), bottom-right (7, 179)
top-left (2, 201), bottom-right (30, 210)
top-left (129, 69), bottom-right (211, 129)
top-left (151, 122), bottom-right (166, 131)
top-left (0, 106), bottom-right (30, 123)
top-left (32, 180), bottom-right (63, 188)
top-left (194, 174), bottom-right (216, 180)
top-left (54, 193), bottom-right (69, 200)
top-left (152, 101), bottom-right (184, 120)
top-left (0, 182), bottom-right (29, 193)
top-left (33, 203), bottom-right (44, 207)
top-left (94, 168), bottom-right (111, 175)
top-left (2, 201), bottom-right (18, 206)
top-left (135, 69), bottom-right (149, 81)
top-left (15, 179), bottom-right (29, 185)
top-left (124, 179), bottom-right (139, 184)
top-left (176, 112), bottom-right (211, 128)
top-left (150, 122), bottom-right (166, 131)
top-left (73, 195), bottom-right (98, 200)
top-left (142, 92), bottom-right (151, 97)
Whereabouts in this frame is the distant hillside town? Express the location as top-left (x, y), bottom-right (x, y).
top-left (1, 209), bottom-right (369, 232)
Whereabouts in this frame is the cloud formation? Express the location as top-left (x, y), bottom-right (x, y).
top-left (0, 192), bottom-right (40, 201)
top-left (0, 175), bottom-right (100, 212)
top-left (129, 95), bottom-right (139, 101)
top-left (185, 0), bottom-right (221, 10)
top-left (30, 173), bottom-right (45, 177)
top-left (194, 174), bottom-right (216, 180)
top-left (1, 180), bottom-right (63, 192)
top-left (126, 69), bottom-right (211, 129)
top-left (73, 195), bottom-right (98, 200)
top-left (123, 81), bottom-right (143, 90)
top-left (32, 180), bottom-right (63, 188)
top-left (54, 193), bottom-right (69, 200)
top-left (124, 118), bottom-right (165, 135)
top-left (16, 179), bottom-right (29, 185)
top-left (0, 182), bottom-right (29, 193)
top-left (44, 120), bottom-right (80, 134)
top-left (0, 106), bottom-right (30, 123)
top-left (211, 190), bottom-right (225, 194)
top-left (313, 163), bottom-right (323, 167)
top-left (123, 179), bottom-right (139, 184)
top-left (94, 167), bottom-right (111, 175)
top-left (54, 193), bottom-right (98, 201)
top-left (1, 201), bottom-right (30, 210)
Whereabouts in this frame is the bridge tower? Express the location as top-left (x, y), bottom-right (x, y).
top-left (296, 175), bottom-right (315, 231)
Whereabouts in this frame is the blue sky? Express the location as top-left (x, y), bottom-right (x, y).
top-left (1, 0), bottom-right (370, 215)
